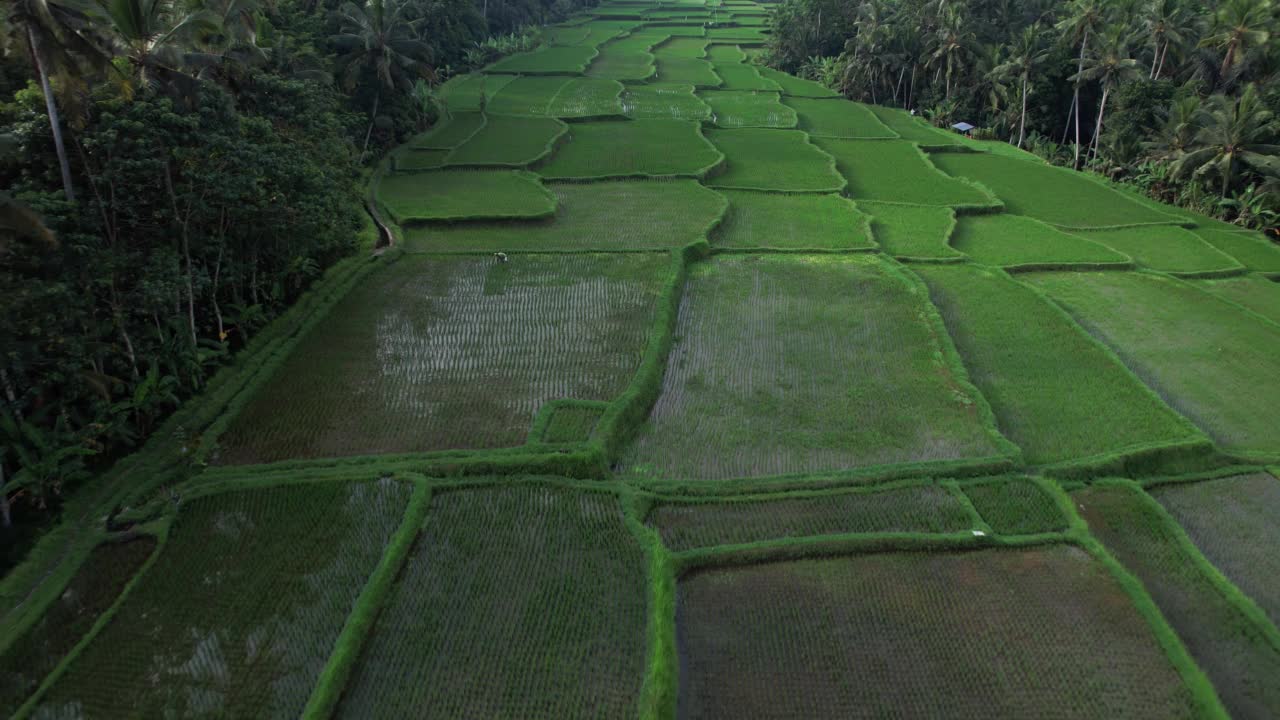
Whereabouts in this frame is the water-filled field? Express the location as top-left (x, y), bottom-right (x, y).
top-left (6, 2), bottom-right (1280, 718)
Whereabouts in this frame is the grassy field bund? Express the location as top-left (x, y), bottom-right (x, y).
top-left (4, 1), bottom-right (1280, 718)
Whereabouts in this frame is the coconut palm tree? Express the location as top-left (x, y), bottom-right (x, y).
top-left (1145, 0), bottom-right (1189, 79)
top-left (928, 5), bottom-right (974, 100)
top-left (4, 0), bottom-right (108, 202)
top-left (1171, 85), bottom-right (1280, 198)
top-left (992, 23), bottom-right (1049, 149)
top-left (1145, 94), bottom-right (1202, 162)
top-left (1074, 26), bottom-right (1141, 161)
top-left (1056, 0), bottom-right (1106, 168)
top-left (331, 0), bottom-right (434, 159)
top-left (94, 0), bottom-right (227, 99)
top-left (1200, 0), bottom-right (1274, 79)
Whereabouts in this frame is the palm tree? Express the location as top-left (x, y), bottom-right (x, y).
top-left (1056, 0), bottom-right (1106, 169)
top-left (929, 5), bottom-right (974, 100)
top-left (95, 0), bottom-right (224, 99)
top-left (1200, 0), bottom-right (1274, 79)
top-left (992, 23), bottom-right (1049, 149)
top-left (1145, 0), bottom-right (1188, 79)
top-left (1145, 94), bottom-right (1202, 161)
top-left (1171, 85), bottom-right (1280, 198)
top-left (4, 0), bottom-right (107, 202)
top-left (1073, 26), bottom-right (1141, 161)
top-left (332, 0), bottom-right (434, 159)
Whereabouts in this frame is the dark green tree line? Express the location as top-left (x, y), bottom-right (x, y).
top-left (766, 0), bottom-right (1280, 228)
top-left (0, 0), bottom-right (599, 562)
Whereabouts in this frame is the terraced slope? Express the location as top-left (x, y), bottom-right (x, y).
top-left (6, 3), bottom-right (1280, 720)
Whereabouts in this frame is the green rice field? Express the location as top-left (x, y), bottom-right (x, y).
top-left (217, 254), bottom-right (667, 463)
top-left (621, 254), bottom-right (1006, 481)
top-left (1026, 270), bottom-right (1280, 455)
top-left (709, 190), bottom-right (873, 249)
top-left (678, 547), bottom-right (1204, 719)
top-left (8, 4), bottom-right (1280, 718)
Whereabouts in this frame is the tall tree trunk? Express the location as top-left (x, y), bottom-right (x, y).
top-left (1220, 155), bottom-right (1233, 198)
top-left (163, 163), bottom-right (198, 349)
top-left (1072, 29), bottom-right (1089, 170)
top-left (1220, 41), bottom-right (1236, 79)
top-left (1091, 83), bottom-right (1109, 160)
top-left (1017, 73), bottom-right (1029, 148)
top-left (112, 289), bottom-right (140, 379)
top-left (361, 89), bottom-right (381, 161)
top-left (1, 464), bottom-right (9, 530)
top-left (1156, 40), bottom-right (1169, 78)
top-left (28, 28), bottom-right (76, 203)
top-left (181, 230), bottom-right (197, 349)
top-left (1061, 92), bottom-right (1076, 144)
top-left (1150, 36), bottom-right (1159, 78)
top-left (908, 64), bottom-right (916, 109)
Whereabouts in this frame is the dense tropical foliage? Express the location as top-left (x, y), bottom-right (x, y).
top-left (0, 0), bottom-right (598, 563)
top-left (766, 0), bottom-right (1280, 227)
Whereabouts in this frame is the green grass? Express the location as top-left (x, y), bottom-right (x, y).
top-left (335, 485), bottom-right (647, 719)
top-left (410, 112), bottom-right (485, 148)
top-left (581, 22), bottom-right (641, 46)
top-left (1191, 228), bottom-right (1280, 272)
top-left (814, 138), bottom-right (995, 206)
top-left (621, 254), bottom-right (1003, 481)
top-left (648, 483), bottom-right (973, 551)
top-left (678, 546), bottom-right (1203, 719)
top-left (951, 214), bottom-right (1132, 268)
top-left (644, 23), bottom-right (710, 36)
top-left (859, 201), bottom-right (962, 259)
top-left (541, 404), bottom-right (605, 443)
top-left (960, 478), bottom-right (1068, 534)
top-left (622, 83), bottom-right (711, 120)
top-left (867, 104), bottom-right (963, 145)
top-left (32, 481), bottom-right (412, 718)
top-left (443, 115), bottom-right (566, 166)
top-left (485, 44), bottom-right (598, 74)
top-left (217, 254), bottom-right (667, 463)
top-left (654, 56), bottom-right (721, 86)
top-left (536, 119), bottom-right (721, 179)
top-left (392, 147), bottom-right (448, 171)
top-left (487, 76), bottom-right (575, 116)
top-left (1152, 473), bottom-right (1280, 626)
top-left (544, 25), bottom-right (592, 45)
top-left (785, 98), bottom-right (896, 138)
top-left (915, 265), bottom-right (1203, 466)
top-left (712, 62), bottom-right (779, 90)
top-left (404, 179), bottom-right (726, 252)
top-left (1026, 270), bottom-right (1280, 456)
top-left (0, 538), bottom-right (155, 716)
top-left (706, 44), bottom-right (746, 62)
top-left (709, 190), bottom-right (874, 249)
top-left (705, 26), bottom-right (768, 40)
top-left (700, 89), bottom-right (797, 128)
top-left (1075, 481), bottom-right (1280, 720)
top-left (439, 73), bottom-right (517, 112)
top-left (377, 170), bottom-right (555, 223)
top-left (605, 31), bottom-right (669, 53)
top-left (704, 128), bottom-right (844, 192)
top-left (545, 77), bottom-right (625, 117)
top-left (1071, 226), bottom-right (1242, 275)
top-left (931, 152), bottom-right (1183, 227)
top-left (586, 48), bottom-right (656, 81)
top-left (652, 36), bottom-right (710, 58)
top-left (1191, 273), bottom-right (1280, 324)
top-left (757, 67), bottom-right (839, 97)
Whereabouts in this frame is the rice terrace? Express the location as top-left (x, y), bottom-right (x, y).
top-left (6, 0), bottom-right (1280, 718)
